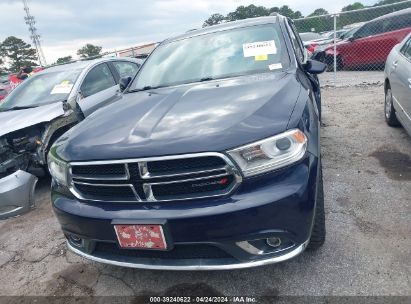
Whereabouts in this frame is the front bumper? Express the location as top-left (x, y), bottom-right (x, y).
top-left (0, 170), bottom-right (38, 219)
top-left (52, 155), bottom-right (319, 270)
top-left (67, 239), bottom-right (309, 270)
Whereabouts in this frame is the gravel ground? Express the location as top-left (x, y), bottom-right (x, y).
top-left (320, 70), bottom-right (384, 87)
top-left (0, 83), bottom-right (410, 298)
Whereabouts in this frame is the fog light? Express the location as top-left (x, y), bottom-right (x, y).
top-left (68, 234), bottom-right (83, 247)
top-left (266, 237), bottom-right (281, 248)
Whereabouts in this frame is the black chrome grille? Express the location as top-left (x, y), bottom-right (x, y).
top-left (71, 164), bottom-right (127, 179)
top-left (147, 156), bottom-right (226, 174)
top-left (74, 183), bottom-right (136, 200)
top-left (94, 242), bottom-right (232, 259)
top-left (151, 175), bottom-right (234, 200)
top-left (69, 153), bottom-right (241, 202)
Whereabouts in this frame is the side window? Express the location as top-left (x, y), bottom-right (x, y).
top-left (382, 18), bottom-right (395, 33)
top-left (80, 63), bottom-right (116, 98)
top-left (400, 38), bottom-right (411, 60)
top-left (389, 14), bottom-right (411, 31)
top-left (113, 61), bottom-right (139, 79)
top-left (288, 21), bottom-right (304, 63)
top-left (355, 21), bottom-right (382, 38)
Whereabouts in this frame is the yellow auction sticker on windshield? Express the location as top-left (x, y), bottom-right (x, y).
top-left (243, 40), bottom-right (277, 57)
top-left (51, 83), bottom-right (73, 94)
top-left (255, 54), bottom-right (268, 61)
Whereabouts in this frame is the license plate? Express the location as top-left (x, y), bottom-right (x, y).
top-left (114, 224), bottom-right (167, 250)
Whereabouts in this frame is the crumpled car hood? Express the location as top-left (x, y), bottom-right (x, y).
top-left (0, 102), bottom-right (65, 137)
top-left (58, 72), bottom-right (302, 161)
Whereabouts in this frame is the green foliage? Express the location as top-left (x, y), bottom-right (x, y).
top-left (203, 13), bottom-right (226, 27)
top-left (56, 56), bottom-right (73, 64)
top-left (0, 57), bottom-right (4, 74)
top-left (294, 0), bottom-right (411, 33)
top-left (374, 0), bottom-right (405, 6)
top-left (77, 44), bottom-right (102, 59)
top-left (342, 2), bottom-right (365, 12)
top-left (308, 8), bottom-right (329, 17)
top-left (226, 5), bottom-right (270, 21)
top-left (203, 4), bottom-right (304, 27)
top-left (0, 36), bottom-right (38, 72)
top-left (203, 0), bottom-right (411, 34)
top-left (278, 5), bottom-right (303, 19)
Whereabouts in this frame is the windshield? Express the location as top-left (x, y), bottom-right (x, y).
top-left (299, 32), bottom-right (322, 42)
top-left (130, 24), bottom-right (290, 91)
top-left (0, 69), bottom-right (81, 111)
top-left (340, 27), bottom-right (360, 40)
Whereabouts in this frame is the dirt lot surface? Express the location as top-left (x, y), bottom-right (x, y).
top-left (0, 82), bottom-right (410, 297)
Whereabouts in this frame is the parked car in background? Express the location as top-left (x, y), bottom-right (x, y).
top-left (49, 15), bottom-right (327, 270)
top-left (304, 29), bottom-right (348, 54)
top-left (0, 57), bottom-right (142, 219)
top-left (320, 8), bottom-right (411, 70)
top-left (8, 67), bottom-right (44, 90)
top-left (384, 33), bottom-right (411, 136)
top-left (0, 74), bottom-right (9, 84)
top-left (0, 83), bottom-right (11, 102)
top-left (299, 32), bottom-right (322, 43)
top-left (310, 25), bottom-right (363, 66)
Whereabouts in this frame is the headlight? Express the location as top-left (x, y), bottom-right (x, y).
top-left (227, 129), bottom-right (307, 177)
top-left (47, 147), bottom-right (69, 186)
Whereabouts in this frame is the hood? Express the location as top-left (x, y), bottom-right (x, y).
top-left (59, 72), bottom-right (301, 161)
top-left (0, 102), bottom-right (65, 137)
top-left (325, 39), bottom-right (351, 52)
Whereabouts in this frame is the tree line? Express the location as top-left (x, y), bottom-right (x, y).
top-left (0, 36), bottom-right (103, 74)
top-left (203, 0), bottom-right (409, 31)
top-left (295, 0), bottom-right (411, 33)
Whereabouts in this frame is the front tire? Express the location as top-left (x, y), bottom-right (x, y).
top-left (385, 87), bottom-right (400, 126)
top-left (307, 161), bottom-right (326, 250)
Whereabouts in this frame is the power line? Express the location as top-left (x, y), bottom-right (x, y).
top-left (22, 0), bottom-right (47, 66)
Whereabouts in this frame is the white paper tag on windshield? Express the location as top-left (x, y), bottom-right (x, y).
top-left (243, 40), bottom-right (277, 57)
top-left (268, 63), bottom-right (283, 70)
top-left (51, 83), bottom-right (73, 94)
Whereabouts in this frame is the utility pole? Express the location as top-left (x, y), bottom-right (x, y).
top-left (22, 0), bottom-right (47, 66)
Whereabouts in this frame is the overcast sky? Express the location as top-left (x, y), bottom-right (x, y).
top-left (0, 0), bottom-right (377, 64)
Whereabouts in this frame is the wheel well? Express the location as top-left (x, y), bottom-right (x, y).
top-left (45, 125), bottom-right (75, 156)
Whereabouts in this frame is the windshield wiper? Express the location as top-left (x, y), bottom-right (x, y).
top-left (128, 85), bottom-right (168, 93)
top-left (129, 76), bottom-right (234, 93)
top-left (0, 106), bottom-right (37, 112)
top-left (200, 77), bottom-right (214, 82)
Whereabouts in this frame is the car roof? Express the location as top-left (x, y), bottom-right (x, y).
top-left (39, 57), bottom-right (141, 75)
top-left (372, 7), bottom-right (411, 22)
top-left (164, 16), bottom-right (281, 43)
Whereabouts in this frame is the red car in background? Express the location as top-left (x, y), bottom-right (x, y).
top-left (323, 8), bottom-right (411, 70)
top-left (0, 84), bottom-right (11, 103)
top-left (8, 67), bottom-right (44, 90)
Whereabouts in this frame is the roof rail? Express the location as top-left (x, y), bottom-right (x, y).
top-left (44, 60), bottom-right (80, 69)
top-left (79, 54), bottom-right (104, 61)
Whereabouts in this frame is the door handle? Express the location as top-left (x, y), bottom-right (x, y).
top-left (392, 61), bottom-right (398, 69)
top-left (408, 78), bottom-right (411, 89)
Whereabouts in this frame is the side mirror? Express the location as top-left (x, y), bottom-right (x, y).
top-left (348, 36), bottom-right (355, 42)
top-left (119, 76), bottom-right (132, 92)
top-left (304, 59), bottom-right (327, 74)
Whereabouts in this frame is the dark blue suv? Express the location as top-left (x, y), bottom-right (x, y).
top-left (49, 14), bottom-right (326, 270)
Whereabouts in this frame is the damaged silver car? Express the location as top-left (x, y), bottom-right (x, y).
top-left (0, 57), bottom-right (142, 219)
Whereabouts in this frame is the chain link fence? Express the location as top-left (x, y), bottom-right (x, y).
top-left (293, 0), bottom-right (411, 87)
